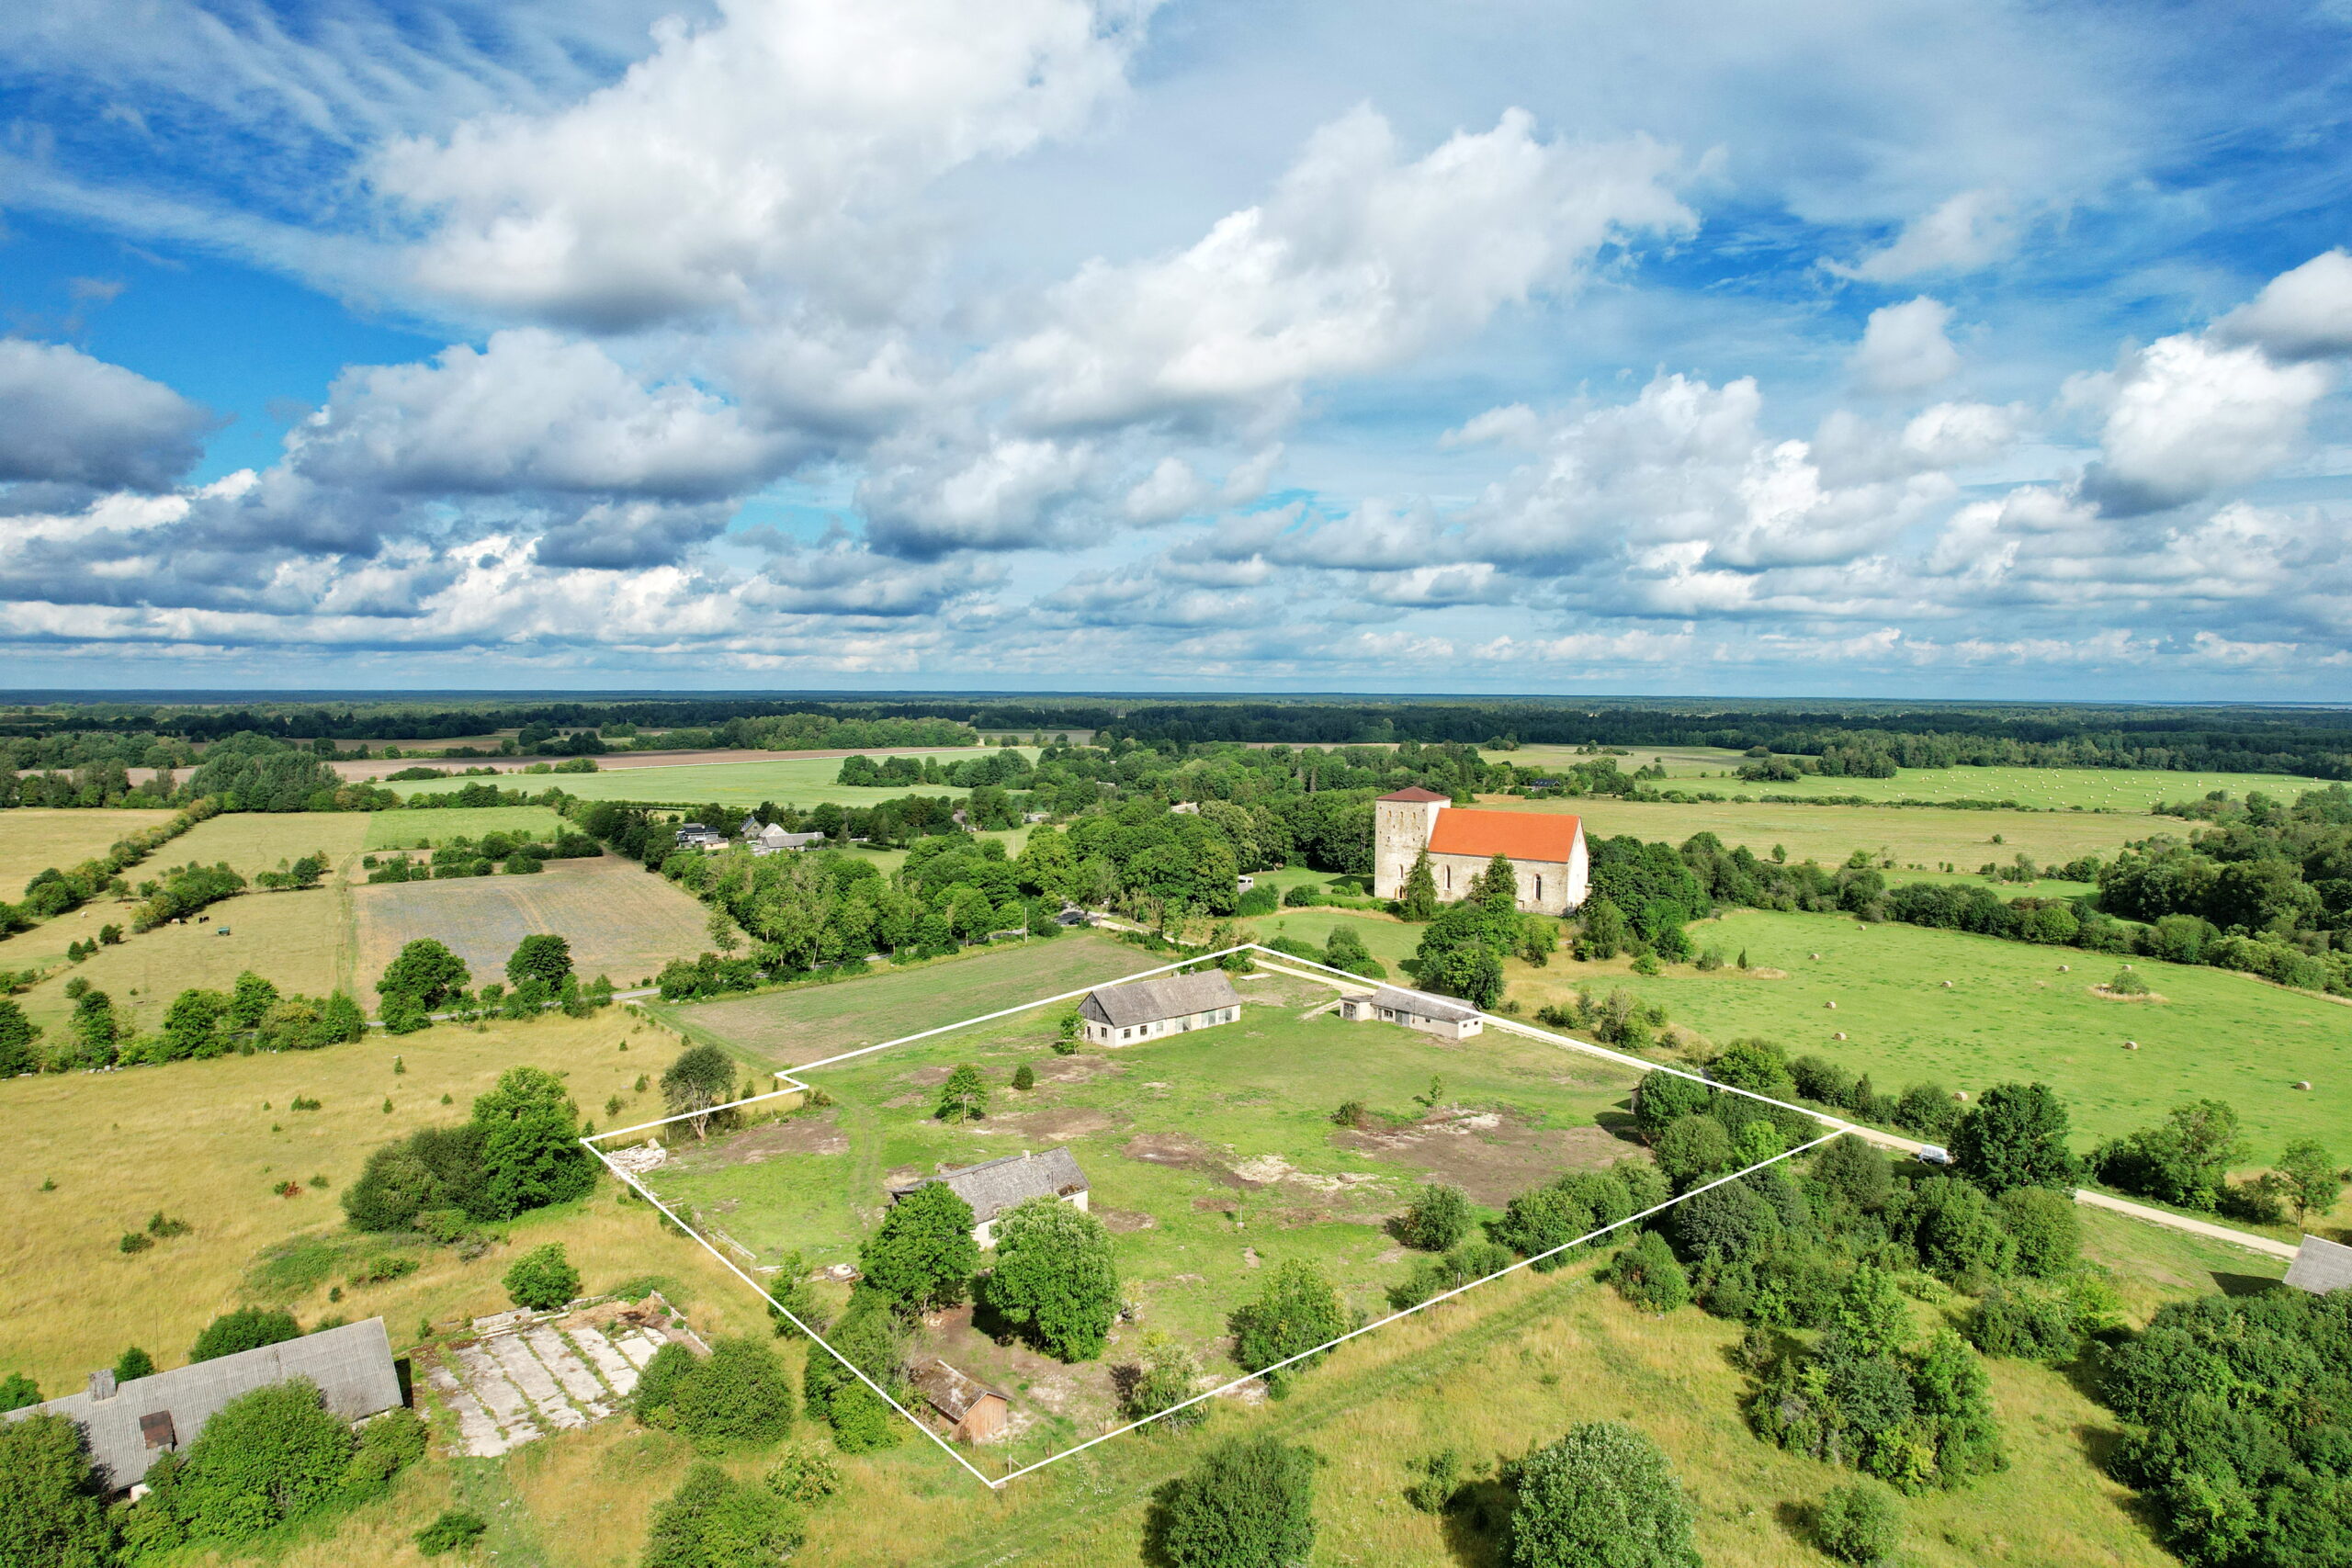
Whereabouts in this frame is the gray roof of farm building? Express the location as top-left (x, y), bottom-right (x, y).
top-left (1364, 985), bottom-right (1482, 1023)
top-left (4, 1317), bottom-right (402, 1491)
top-left (1080, 972), bottom-right (1241, 1029)
top-left (892, 1146), bottom-right (1089, 1224)
top-left (2285, 1234), bottom-right (2352, 1294)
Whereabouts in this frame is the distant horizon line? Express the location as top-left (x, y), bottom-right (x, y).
top-left (5, 686), bottom-right (2352, 713)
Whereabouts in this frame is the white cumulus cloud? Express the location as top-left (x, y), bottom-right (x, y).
top-left (1849, 297), bottom-right (1962, 393)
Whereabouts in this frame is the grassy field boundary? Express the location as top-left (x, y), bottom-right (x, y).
top-left (583, 942), bottom-right (1855, 1489)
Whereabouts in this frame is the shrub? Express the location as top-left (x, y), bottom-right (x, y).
top-left (640, 1461), bottom-right (805, 1568)
top-left (1231, 1259), bottom-right (1349, 1385)
top-left (1906, 1178), bottom-right (2017, 1284)
top-left (1151, 1436), bottom-right (1317, 1568)
top-left (1965, 1282), bottom-right (2085, 1364)
top-left (860, 1181), bottom-right (978, 1314)
top-left (1610, 1230), bottom-right (1690, 1314)
top-left (2090, 1099), bottom-right (2248, 1212)
top-left (145, 1379), bottom-right (354, 1542)
top-left (633, 1343), bottom-right (700, 1427)
top-left (503, 1243), bottom-right (581, 1312)
top-left (1119, 1329), bottom-right (1206, 1429)
top-left (1996, 1186), bottom-right (2079, 1277)
top-left (985, 1197), bottom-right (1120, 1361)
top-left (189, 1308), bottom-right (300, 1364)
top-left (343, 1407), bottom-right (427, 1495)
top-left (1650, 1113), bottom-right (1737, 1190)
top-left (1636, 1066), bottom-right (1712, 1142)
top-left (1487, 1185), bottom-right (1596, 1270)
top-left (1388, 1240), bottom-right (1516, 1308)
top-left (800, 1293), bottom-right (905, 1454)
top-left (1012, 1063), bottom-right (1035, 1091)
top-left (1396, 1182), bottom-right (1473, 1251)
top-left (415, 1509), bottom-right (489, 1556)
top-left (1674, 1179), bottom-right (1781, 1264)
top-left (1810, 1134), bottom-right (1894, 1213)
top-left (472, 1066), bottom-right (597, 1219)
top-left (1813, 1479), bottom-right (1902, 1563)
top-left (1949, 1081), bottom-right (2080, 1195)
top-left (0, 1371), bottom-right (40, 1411)
top-left (0, 1411), bottom-right (114, 1567)
top-left (1508, 1420), bottom-right (1697, 1568)
top-left (765, 1446), bottom-right (842, 1506)
top-left (666, 1338), bottom-right (797, 1447)
top-left (114, 1347), bottom-right (155, 1382)
top-left (935, 1063), bottom-right (988, 1122)
top-left (1893, 1081), bottom-right (1959, 1139)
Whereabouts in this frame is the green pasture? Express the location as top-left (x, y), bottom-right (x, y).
top-left (645, 929), bottom-right (1165, 1066)
top-left (1246, 908), bottom-right (1421, 968)
top-left (1717, 762), bottom-right (2335, 810)
top-left (382, 750), bottom-right (1021, 807)
top-left (1498, 795), bottom-right (2148, 873)
top-left (0, 807), bottom-right (176, 896)
top-left (1517, 908), bottom-right (2352, 1156)
top-left (361, 805), bottom-right (572, 849)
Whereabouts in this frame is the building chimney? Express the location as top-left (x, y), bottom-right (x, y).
top-left (88, 1369), bottom-right (117, 1402)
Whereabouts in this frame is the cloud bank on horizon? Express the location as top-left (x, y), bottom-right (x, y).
top-left (1, 0), bottom-right (2349, 695)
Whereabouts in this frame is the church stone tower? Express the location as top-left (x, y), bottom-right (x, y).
top-left (1372, 787), bottom-right (1448, 900)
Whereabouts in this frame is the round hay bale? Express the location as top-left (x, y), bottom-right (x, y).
top-left (2058, 964), bottom-right (2070, 972)
top-left (1809, 952), bottom-right (1821, 960)
top-left (1834, 1031), bottom-right (1847, 1041)
top-left (1953, 1090), bottom-right (1969, 1101)
top-left (1825, 1000), bottom-right (1838, 1010)
top-left (1941, 980), bottom-right (1953, 988)
top-left (2124, 1040), bottom-right (2139, 1050)
top-left (2295, 1079), bottom-right (2312, 1091)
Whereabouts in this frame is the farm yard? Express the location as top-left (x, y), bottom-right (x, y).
top-left (631, 964), bottom-right (1649, 1470)
top-left (354, 855), bottom-right (711, 989)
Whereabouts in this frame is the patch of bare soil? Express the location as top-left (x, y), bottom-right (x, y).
top-left (1032, 1053), bottom-right (1124, 1085)
top-left (1334, 1110), bottom-right (1645, 1206)
top-left (2090, 985), bottom-right (2166, 1002)
top-left (881, 1092), bottom-right (927, 1108)
top-left (902, 1065), bottom-right (955, 1087)
top-left (667, 1115), bottom-right (849, 1169)
top-left (1122, 1132), bottom-right (1224, 1168)
top-left (972, 1106), bottom-right (1121, 1141)
top-left (1094, 1207), bottom-right (1158, 1233)
top-left (1745, 966), bottom-right (1792, 979)
top-left (882, 1165), bottom-right (923, 1190)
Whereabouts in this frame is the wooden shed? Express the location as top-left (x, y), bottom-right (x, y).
top-left (908, 1355), bottom-right (1009, 1444)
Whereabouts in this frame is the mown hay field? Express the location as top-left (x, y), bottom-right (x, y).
top-left (362, 805), bottom-right (572, 850)
top-left (1511, 907), bottom-right (2352, 1156)
top-left (649, 928), bottom-right (1163, 1066)
top-left (14, 885), bottom-right (356, 1034)
top-left (0, 1008), bottom-right (759, 1400)
top-left (167, 810), bottom-right (370, 875)
top-left (0, 807), bottom-right (177, 896)
top-left (1495, 795), bottom-right (2150, 870)
top-left (353, 855), bottom-right (709, 991)
top-left (383, 751), bottom-right (1011, 807)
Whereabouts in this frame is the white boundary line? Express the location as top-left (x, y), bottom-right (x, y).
top-left (582, 941), bottom-right (1858, 1489)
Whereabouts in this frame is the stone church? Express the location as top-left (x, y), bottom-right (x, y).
top-left (1371, 786), bottom-right (1588, 916)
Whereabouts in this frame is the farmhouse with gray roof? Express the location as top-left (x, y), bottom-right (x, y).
top-left (1078, 972), bottom-right (1242, 1047)
top-left (2285, 1234), bottom-right (2352, 1294)
top-left (1338, 984), bottom-right (1485, 1041)
top-left (889, 1146), bottom-right (1091, 1247)
top-left (4, 1317), bottom-right (403, 1492)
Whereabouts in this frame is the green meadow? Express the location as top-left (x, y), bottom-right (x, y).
top-left (1514, 907), bottom-right (2351, 1156)
top-left (383, 750), bottom-right (1019, 808)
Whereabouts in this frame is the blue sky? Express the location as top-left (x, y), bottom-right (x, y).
top-left (2, 0), bottom-right (2350, 695)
